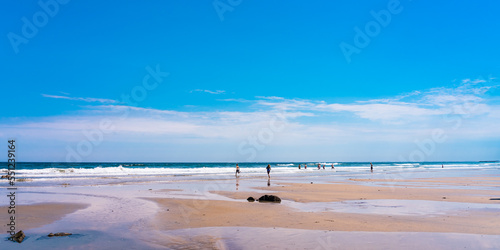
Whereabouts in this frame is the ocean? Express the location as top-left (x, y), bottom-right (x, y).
top-left (2, 162), bottom-right (499, 187)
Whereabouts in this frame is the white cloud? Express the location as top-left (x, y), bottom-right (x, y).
top-left (321, 103), bottom-right (444, 121)
top-left (191, 89), bottom-right (225, 94)
top-left (42, 94), bottom-right (118, 104)
top-left (252, 80), bottom-right (497, 123)
top-left (462, 78), bottom-right (487, 84)
top-left (32, 80), bottom-right (499, 132)
top-left (3, 79), bottom-right (498, 161)
top-left (217, 98), bottom-right (251, 103)
top-left (256, 96), bottom-right (285, 100)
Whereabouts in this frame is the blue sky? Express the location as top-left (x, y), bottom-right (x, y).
top-left (1, 0), bottom-right (499, 162)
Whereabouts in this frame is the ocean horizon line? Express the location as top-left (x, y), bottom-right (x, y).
top-left (5, 160), bottom-right (498, 164)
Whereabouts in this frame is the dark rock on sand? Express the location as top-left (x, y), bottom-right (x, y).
top-left (247, 197), bottom-right (255, 202)
top-left (11, 230), bottom-right (25, 243)
top-left (48, 232), bottom-right (72, 237)
top-left (258, 195), bottom-right (281, 203)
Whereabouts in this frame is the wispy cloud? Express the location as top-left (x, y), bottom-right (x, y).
top-left (256, 96), bottom-right (285, 100)
top-left (191, 89), bottom-right (225, 94)
top-left (217, 98), bottom-right (251, 103)
top-left (37, 79), bottom-right (498, 128)
top-left (4, 79), bottom-right (498, 161)
top-left (462, 78), bottom-right (487, 84)
top-left (253, 79), bottom-right (497, 122)
top-left (321, 103), bottom-right (444, 121)
top-left (42, 94), bottom-right (118, 104)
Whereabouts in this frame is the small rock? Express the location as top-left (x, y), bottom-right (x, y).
top-left (258, 195), bottom-right (281, 203)
top-left (11, 230), bottom-right (25, 243)
top-left (48, 232), bottom-right (72, 237)
top-left (442, 197), bottom-right (446, 199)
top-left (311, 182), bottom-right (313, 184)
top-left (247, 197), bottom-right (255, 202)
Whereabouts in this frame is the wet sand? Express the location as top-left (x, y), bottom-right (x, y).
top-left (0, 203), bottom-right (89, 231)
top-left (148, 180), bottom-right (500, 235)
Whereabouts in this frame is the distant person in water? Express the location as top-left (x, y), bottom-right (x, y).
top-left (442, 164), bottom-right (444, 168)
top-left (323, 165), bottom-right (325, 169)
top-left (298, 164), bottom-right (301, 169)
top-left (266, 164), bottom-right (271, 178)
top-left (318, 164), bottom-right (321, 170)
top-left (235, 164), bottom-right (240, 177)
top-left (331, 164), bottom-right (335, 169)
top-left (304, 164), bottom-right (307, 169)
top-left (370, 162), bottom-right (373, 172)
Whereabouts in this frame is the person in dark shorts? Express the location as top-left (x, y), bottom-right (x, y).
top-left (235, 164), bottom-right (240, 177)
top-left (266, 164), bottom-right (271, 178)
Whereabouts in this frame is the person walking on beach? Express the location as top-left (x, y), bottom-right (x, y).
top-left (235, 164), bottom-right (240, 177)
top-left (370, 162), bottom-right (373, 172)
top-left (266, 164), bottom-right (271, 178)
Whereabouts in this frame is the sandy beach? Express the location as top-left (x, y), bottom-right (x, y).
top-left (2, 169), bottom-right (500, 249)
